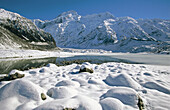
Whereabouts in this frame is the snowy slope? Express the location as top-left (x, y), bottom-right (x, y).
top-left (0, 9), bottom-right (56, 50)
top-left (0, 26), bottom-right (30, 49)
top-left (34, 11), bottom-right (170, 53)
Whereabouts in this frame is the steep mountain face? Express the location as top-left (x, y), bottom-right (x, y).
top-left (34, 11), bottom-right (170, 53)
top-left (0, 25), bottom-right (32, 49)
top-left (0, 9), bottom-right (56, 50)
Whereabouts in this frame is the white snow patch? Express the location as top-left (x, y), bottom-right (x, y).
top-left (100, 97), bottom-right (124, 110)
top-left (100, 87), bottom-right (138, 108)
top-left (105, 73), bottom-right (141, 90)
top-left (47, 86), bottom-right (78, 99)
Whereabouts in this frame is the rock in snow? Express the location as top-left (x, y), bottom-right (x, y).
top-left (79, 64), bottom-right (94, 73)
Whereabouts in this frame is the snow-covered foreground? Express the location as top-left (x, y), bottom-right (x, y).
top-left (0, 62), bottom-right (170, 110)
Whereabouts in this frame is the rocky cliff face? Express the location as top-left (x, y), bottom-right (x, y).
top-left (34, 11), bottom-right (170, 53)
top-left (0, 9), bottom-right (56, 50)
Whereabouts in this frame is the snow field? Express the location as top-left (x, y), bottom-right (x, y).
top-left (0, 62), bottom-right (170, 110)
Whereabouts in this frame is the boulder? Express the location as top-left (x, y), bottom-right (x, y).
top-left (0, 72), bottom-right (25, 82)
top-left (41, 93), bottom-right (46, 100)
top-left (79, 63), bottom-right (93, 73)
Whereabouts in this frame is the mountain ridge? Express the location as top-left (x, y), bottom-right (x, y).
top-left (0, 9), bottom-right (169, 53)
top-left (34, 10), bottom-right (170, 53)
top-left (0, 8), bottom-right (56, 50)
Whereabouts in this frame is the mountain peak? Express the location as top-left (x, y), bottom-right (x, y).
top-left (118, 16), bottom-right (138, 24)
top-left (0, 8), bottom-right (22, 21)
top-left (57, 10), bottom-right (78, 17)
top-left (49, 10), bottom-right (81, 23)
top-left (84, 12), bottom-right (114, 19)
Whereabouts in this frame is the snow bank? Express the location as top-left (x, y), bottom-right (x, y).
top-left (100, 97), bottom-right (124, 110)
top-left (9, 69), bottom-right (26, 75)
top-left (47, 87), bottom-right (78, 99)
top-left (35, 95), bottom-right (102, 110)
top-left (72, 78), bottom-right (88, 86)
top-left (88, 77), bottom-right (105, 85)
top-left (0, 79), bottom-right (45, 110)
top-left (0, 79), bottom-right (44, 101)
top-left (80, 62), bottom-right (92, 69)
top-left (143, 81), bottom-right (170, 94)
top-left (100, 87), bottom-right (138, 108)
top-left (105, 73), bottom-right (141, 90)
top-left (55, 80), bottom-right (80, 88)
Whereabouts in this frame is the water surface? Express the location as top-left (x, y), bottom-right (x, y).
top-left (0, 54), bottom-right (169, 74)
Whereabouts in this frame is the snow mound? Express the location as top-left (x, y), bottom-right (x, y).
top-left (105, 73), bottom-right (141, 90)
top-left (35, 95), bottom-right (102, 110)
top-left (0, 96), bottom-right (21, 110)
top-left (34, 103), bottom-right (64, 110)
top-left (82, 62), bottom-right (92, 65)
top-left (47, 87), bottom-right (78, 99)
top-left (74, 95), bottom-right (102, 110)
top-left (100, 87), bottom-right (138, 108)
top-left (143, 81), bottom-right (170, 94)
top-left (39, 67), bottom-right (53, 73)
top-left (46, 63), bottom-right (58, 68)
top-left (88, 78), bottom-right (105, 85)
top-left (72, 78), bottom-right (88, 86)
top-left (80, 62), bottom-right (93, 70)
top-left (9, 69), bottom-right (26, 75)
top-left (0, 79), bottom-right (44, 101)
top-left (100, 97), bottom-right (124, 110)
top-left (55, 80), bottom-right (80, 88)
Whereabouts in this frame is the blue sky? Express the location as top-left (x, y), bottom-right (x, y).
top-left (0, 0), bottom-right (170, 20)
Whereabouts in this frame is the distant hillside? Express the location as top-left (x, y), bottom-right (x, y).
top-left (0, 9), bottom-right (56, 50)
top-left (34, 11), bottom-right (170, 53)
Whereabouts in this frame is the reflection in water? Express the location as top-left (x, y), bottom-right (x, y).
top-left (1, 54), bottom-right (169, 74)
top-left (0, 58), bottom-right (56, 74)
top-left (55, 55), bottom-right (139, 65)
top-left (0, 55), bottom-right (139, 74)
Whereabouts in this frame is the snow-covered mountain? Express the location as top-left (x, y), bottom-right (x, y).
top-left (34, 11), bottom-right (170, 53)
top-left (0, 9), bottom-right (56, 50)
